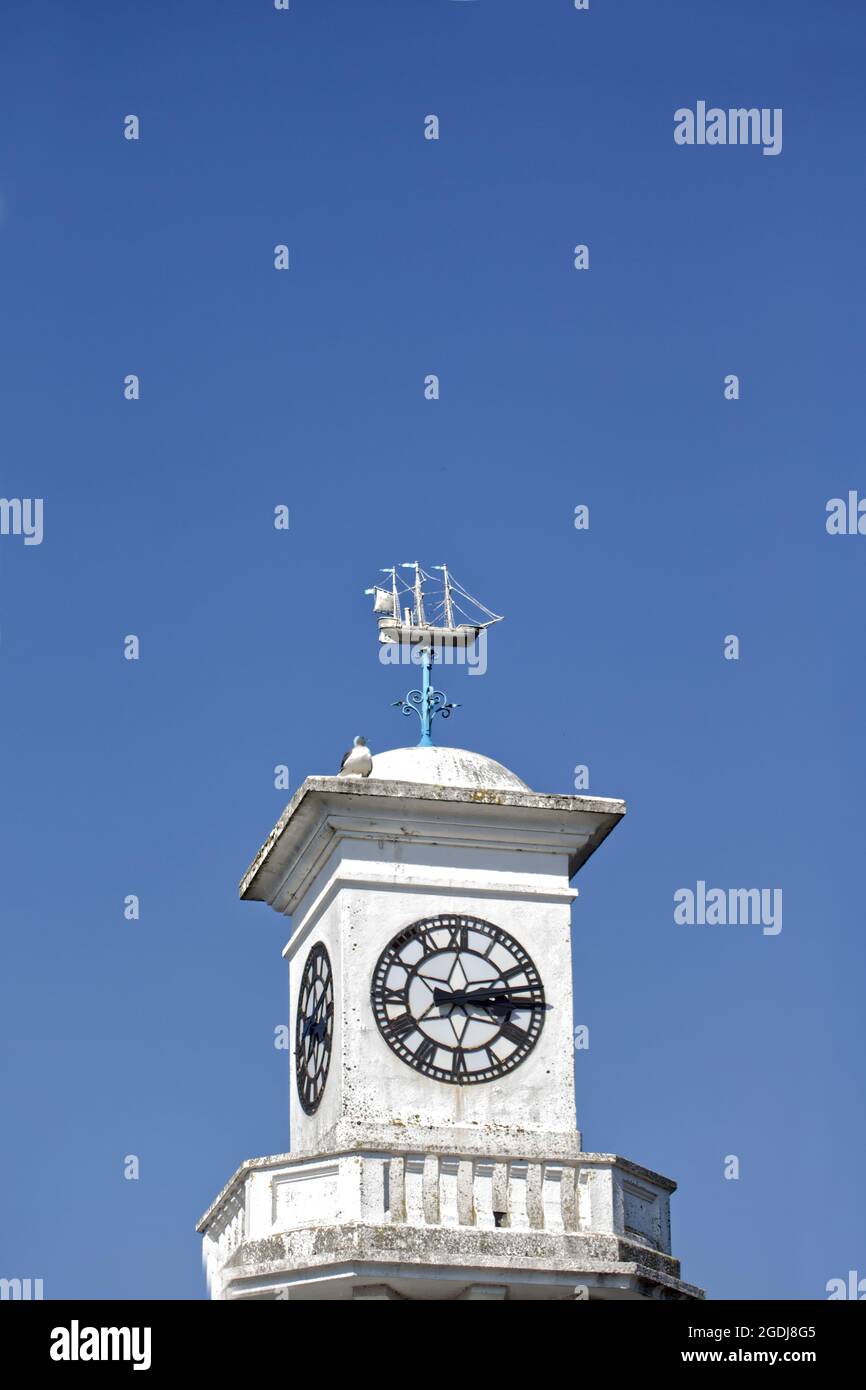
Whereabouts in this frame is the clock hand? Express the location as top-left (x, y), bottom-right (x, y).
top-left (301, 991), bottom-right (328, 1039)
top-left (301, 1010), bottom-right (328, 1043)
top-left (433, 985), bottom-right (534, 1001)
top-left (432, 986), bottom-right (546, 1011)
top-left (302, 1020), bottom-right (327, 1065)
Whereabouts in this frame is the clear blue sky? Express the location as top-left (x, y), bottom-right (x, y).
top-left (1, 0), bottom-right (863, 1300)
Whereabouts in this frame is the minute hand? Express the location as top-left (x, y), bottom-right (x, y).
top-left (433, 987), bottom-right (546, 1012)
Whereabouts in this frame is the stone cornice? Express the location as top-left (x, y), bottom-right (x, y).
top-left (239, 776), bottom-right (626, 915)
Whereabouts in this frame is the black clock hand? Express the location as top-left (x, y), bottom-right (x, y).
top-left (433, 985), bottom-right (535, 1002)
top-left (302, 1019), bottom-right (327, 1065)
top-left (301, 998), bottom-right (328, 1043)
top-left (433, 986), bottom-right (546, 1012)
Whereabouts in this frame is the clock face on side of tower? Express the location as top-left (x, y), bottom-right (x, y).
top-left (370, 914), bottom-right (547, 1085)
top-left (295, 943), bottom-right (334, 1116)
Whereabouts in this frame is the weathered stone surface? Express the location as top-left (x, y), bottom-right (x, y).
top-left (369, 746), bottom-right (531, 792)
top-left (214, 1221), bottom-right (702, 1301)
top-left (199, 1145), bottom-right (703, 1301)
top-left (239, 775), bottom-right (625, 909)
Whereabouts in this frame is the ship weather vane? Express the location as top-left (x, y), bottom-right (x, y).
top-left (364, 562), bottom-right (503, 748)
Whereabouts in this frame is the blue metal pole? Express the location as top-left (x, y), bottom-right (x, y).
top-left (418, 648), bottom-right (433, 747)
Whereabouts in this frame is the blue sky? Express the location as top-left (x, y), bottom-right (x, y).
top-left (1, 0), bottom-right (864, 1300)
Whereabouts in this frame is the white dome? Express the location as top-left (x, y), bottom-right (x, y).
top-left (369, 745), bottom-right (530, 792)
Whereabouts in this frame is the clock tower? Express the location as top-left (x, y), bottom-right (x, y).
top-left (198, 740), bottom-right (704, 1301)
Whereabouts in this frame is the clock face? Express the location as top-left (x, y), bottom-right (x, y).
top-left (295, 943), bottom-right (334, 1116)
top-left (370, 914), bottom-right (546, 1085)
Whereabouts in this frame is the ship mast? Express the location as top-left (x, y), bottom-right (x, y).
top-left (402, 562), bottom-right (425, 626)
top-left (433, 564), bottom-right (455, 628)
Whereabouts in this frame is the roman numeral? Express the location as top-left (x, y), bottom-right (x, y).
top-left (499, 1020), bottom-right (529, 1045)
top-left (387, 1013), bottom-right (416, 1038)
top-left (415, 1039), bottom-right (437, 1068)
top-left (451, 1048), bottom-right (468, 1079)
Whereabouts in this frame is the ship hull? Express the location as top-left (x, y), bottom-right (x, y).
top-left (377, 619), bottom-right (483, 647)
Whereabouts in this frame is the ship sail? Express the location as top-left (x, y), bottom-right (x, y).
top-left (371, 586), bottom-right (396, 616)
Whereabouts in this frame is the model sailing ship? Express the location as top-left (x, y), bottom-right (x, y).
top-left (365, 562), bottom-right (503, 647)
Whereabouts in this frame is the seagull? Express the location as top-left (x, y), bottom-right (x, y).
top-left (338, 735), bottom-right (373, 778)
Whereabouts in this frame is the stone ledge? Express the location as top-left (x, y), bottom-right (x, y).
top-left (217, 1224), bottom-right (704, 1301)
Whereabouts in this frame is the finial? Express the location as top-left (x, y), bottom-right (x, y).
top-left (392, 647), bottom-right (459, 748)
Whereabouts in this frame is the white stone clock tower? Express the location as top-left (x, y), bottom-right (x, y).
top-left (198, 742), bottom-right (703, 1301)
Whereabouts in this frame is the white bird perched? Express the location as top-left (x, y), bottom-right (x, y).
top-left (338, 735), bottom-right (373, 778)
